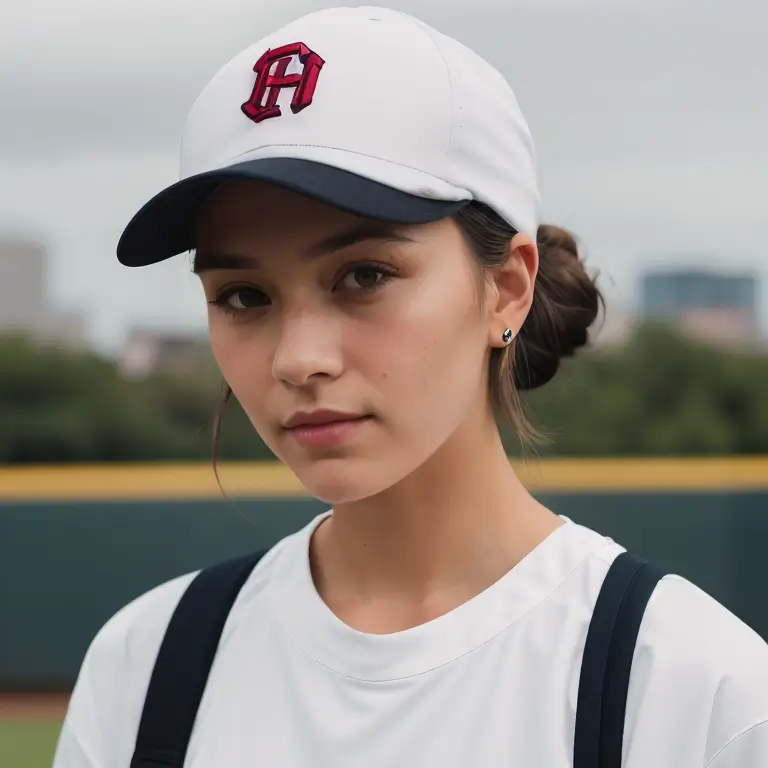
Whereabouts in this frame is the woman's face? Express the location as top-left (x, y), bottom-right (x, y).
top-left (194, 181), bottom-right (515, 503)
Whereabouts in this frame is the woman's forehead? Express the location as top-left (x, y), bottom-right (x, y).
top-left (194, 180), bottom-right (459, 262)
top-left (197, 180), bottom-right (355, 233)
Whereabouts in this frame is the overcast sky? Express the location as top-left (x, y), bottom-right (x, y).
top-left (1, 0), bottom-right (766, 352)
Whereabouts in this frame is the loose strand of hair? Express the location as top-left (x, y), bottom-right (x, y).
top-left (212, 382), bottom-right (233, 499)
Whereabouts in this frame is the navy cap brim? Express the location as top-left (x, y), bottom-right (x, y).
top-left (116, 158), bottom-right (470, 267)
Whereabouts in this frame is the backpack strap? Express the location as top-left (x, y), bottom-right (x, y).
top-left (131, 549), bottom-right (269, 768)
top-left (573, 551), bottom-right (666, 768)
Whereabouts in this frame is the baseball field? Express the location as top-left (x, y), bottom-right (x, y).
top-left (0, 694), bottom-right (68, 768)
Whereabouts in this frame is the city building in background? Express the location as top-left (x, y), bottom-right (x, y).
top-left (119, 327), bottom-right (214, 379)
top-left (0, 237), bottom-right (87, 349)
top-left (640, 268), bottom-right (760, 346)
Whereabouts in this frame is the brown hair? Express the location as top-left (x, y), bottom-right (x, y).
top-left (211, 201), bottom-right (602, 475)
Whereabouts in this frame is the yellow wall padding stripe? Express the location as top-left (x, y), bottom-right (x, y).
top-left (0, 457), bottom-right (767, 502)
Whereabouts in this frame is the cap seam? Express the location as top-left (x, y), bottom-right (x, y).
top-left (387, 13), bottom-right (454, 167)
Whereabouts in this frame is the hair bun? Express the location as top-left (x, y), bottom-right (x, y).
top-left (513, 225), bottom-right (602, 391)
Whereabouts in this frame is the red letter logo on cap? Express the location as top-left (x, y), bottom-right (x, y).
top-left (241, 43), bottom-right (325, 124)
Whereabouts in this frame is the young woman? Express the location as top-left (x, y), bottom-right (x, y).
top-left (54, 7), bottom-right (768, 768)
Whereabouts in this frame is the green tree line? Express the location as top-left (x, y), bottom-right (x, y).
top-left (1, 324), bottom-right (766, 464)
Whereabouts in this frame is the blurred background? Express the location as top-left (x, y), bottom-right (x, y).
top-left (1, 0), bottom-right (767, 765)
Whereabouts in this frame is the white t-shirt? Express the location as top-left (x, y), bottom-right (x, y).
top-left (54, 512), bottom-right (768, 768)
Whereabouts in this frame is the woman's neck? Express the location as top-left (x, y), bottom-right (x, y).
top-left (309, 409), bottom-right (563, 632)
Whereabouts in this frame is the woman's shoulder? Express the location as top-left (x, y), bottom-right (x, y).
top-left (582, 533), bottom-right (768, 676)
top-left (54, 538), bottom-right (293, 767)
top-left (90, 538), bottom-right (289, 672)
top-left (640, 571), bottom-right (768, 679)
top-left (54, 570), bottom-right (201, 766)
top-left (627, 569), bottom-right (768, 764)
top-left (92, 569), bottom-right (199, 667)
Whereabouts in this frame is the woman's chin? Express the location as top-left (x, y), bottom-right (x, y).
top-left (292, 458), bottom-right (403, 505)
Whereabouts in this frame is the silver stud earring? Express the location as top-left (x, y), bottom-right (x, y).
top-left (502, 328), bottom-right (514, 345)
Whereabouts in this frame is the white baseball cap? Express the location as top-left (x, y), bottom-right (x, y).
top-left (117, 6), bottom-right (540, 267)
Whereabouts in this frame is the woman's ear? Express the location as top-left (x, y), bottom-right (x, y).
top-left (487, 233), bottom-right (539, 347)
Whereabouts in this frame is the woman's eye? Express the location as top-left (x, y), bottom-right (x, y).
top-left (222, 288), bottom-right (269, 310)
top-left (339, 266), bottom-right (388, 291)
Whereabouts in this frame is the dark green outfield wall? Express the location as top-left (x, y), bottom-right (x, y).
top-left (1, 491), bottom-right (766, 689)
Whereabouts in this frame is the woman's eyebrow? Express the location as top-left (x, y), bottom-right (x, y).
top-left (193, 222), bottom-right (413, 274)
top-left (192, 251), bottom-right (254, 274)
top-left (304, 221), bottom-right (413, 259)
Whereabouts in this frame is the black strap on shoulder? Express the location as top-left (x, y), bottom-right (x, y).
top-left (573, 551), bottom-right (666, 768)
top-left (131, 549), bottom-right (268, 768)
